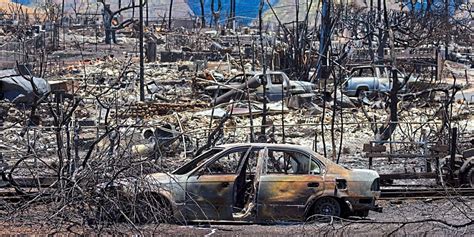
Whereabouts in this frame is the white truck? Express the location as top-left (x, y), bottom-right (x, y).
top-left (211, 71), bottom-right (315, 105)
top-left (342, 65), bottom-right (411, 97)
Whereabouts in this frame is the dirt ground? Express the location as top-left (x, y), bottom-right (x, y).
top-left (1, 198), bottom-right (473, 236)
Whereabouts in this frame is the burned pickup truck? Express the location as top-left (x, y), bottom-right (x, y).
top-left (100, 143), bottom-right (381, 223)
top-left (208, 71), bottom-right (315, 105)
top-left (342, 65), bottom-right (412, 97)
top-left (0, 69), bottom-right (50, 104)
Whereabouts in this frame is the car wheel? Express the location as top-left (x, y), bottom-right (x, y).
top-left (355, 88), bottom-right (368, 98)
top-left (135, 193), bottom-right (172, 224)
top-left (310, 197), bottom-right (341, 221)
top-left (465, 167), bottom-right (474, 188)
top-left (97, 187), bottom-right (134, 223)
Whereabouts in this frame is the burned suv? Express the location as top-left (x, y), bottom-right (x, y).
top-left (104, 143), bottom-right (381, 223)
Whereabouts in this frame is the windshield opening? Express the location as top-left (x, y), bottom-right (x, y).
top-left (172, 148), bottom-right (223, 175)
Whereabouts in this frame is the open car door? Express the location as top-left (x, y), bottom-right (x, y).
top-left (185, 147), bottom-right (254, 221)
top-left (232, 147), bottom-right (267, 221)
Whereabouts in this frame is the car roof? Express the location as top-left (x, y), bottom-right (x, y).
top-left (242, 71), bottom-right (285, 75)
top-left (351, 65), bottom-right (400, 69)
top-left (217, 142), bottom-right (302, 148)
top-left (215, 143), bottom-right (334, 165)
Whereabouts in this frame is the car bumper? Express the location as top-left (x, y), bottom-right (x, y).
top-left (343, 197), bottom-right (382, 213)
top-left (342, 90), bottom-right (356, 97)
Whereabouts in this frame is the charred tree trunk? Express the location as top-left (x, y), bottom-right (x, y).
top-left (211, 0), bottom-right (222, 29)
top-left (316, 0), bottom-right (331, 80)
top-left (168, 0), bottom-right (174, 30)
top-left (376, 4), bottom-right (398, 142)
top-left (377, 69), bottom-right (399, 141)
top-left (200, 0), bottom-right (206, 27)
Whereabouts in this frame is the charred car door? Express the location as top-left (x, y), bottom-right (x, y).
top-left (265, 73), bottom-right (288, 101)
top-left (256, 147), bottom-right (325, 222)
top-left (185, 147), bottom-right (251, 221)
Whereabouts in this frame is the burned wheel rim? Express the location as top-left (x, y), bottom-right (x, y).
top-left (98, 188), bottom-right (131, 222)
top-left (313, 197), bottom-right (341, 217)
top-left (467, 168), bottom-right (474, 188)
top-left (135, 193), bottom-right (172, 224)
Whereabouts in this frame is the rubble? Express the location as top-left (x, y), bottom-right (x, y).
top-left (0, 0), bottom-right (473, 233)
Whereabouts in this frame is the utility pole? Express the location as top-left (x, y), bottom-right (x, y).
top-left (199, 0), bottom-right (206, 27)
top-left (258, 0), bottom-right (267, 140)
top-left (139, 0), bottom-right (145, 101)
top-left (60, 0), bottom-right (65, 49)
top-left (376, 0), bottom-right (383, 61)
top-left (146, 0), bottom-right (149, 26)
top-left (295, 0), bottom-right (299, 79)
top-left (232, 0), bottom-right (236, 29)
top-left (168, 0), bottom-right (174, 30)
top-left (315, 0), bottom-right (331, 80)
top-left (228, 0), bottom-right (236, 29)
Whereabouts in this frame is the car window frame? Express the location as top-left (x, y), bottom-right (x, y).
top-left (189, 146), bottom-right (253, 176)
top-left (262, 147), bottom-right (326, 176)
top-left (351, 67), bottom-right (372, 77)
top-left (376, 66), bottom-right (390, 78)
top-left (268, 73), bottom-right (285, 85)
top-left (172, 147), bottom-right (224, 175)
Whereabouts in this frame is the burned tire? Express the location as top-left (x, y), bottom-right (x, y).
top-left (309, 197), bottom-right (341, 222)
top-left (355, 87), bottom-right (368, 98)
top-left (354, 210), bottom-right (369, 217)
top-left (97, 188), bottom-right (132, 223)
top-left (465, 167), bottom-right (474, 188)
top-left (135, 193), bottom-right (173, 224)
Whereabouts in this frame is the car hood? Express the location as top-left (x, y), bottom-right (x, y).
top-left (291, 81), bottom-right (315, 87)
top-left (345, 76), bottom-right (376, 82)
top-left (205, 83), bottom-right (241, 90)
top-left (97, 173), bottom-right (179, 189)
top-left (147, 172), bottom-right (182, 185)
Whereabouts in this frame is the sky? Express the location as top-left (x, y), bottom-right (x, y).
top-left (2, 0), bottom-right (462, 24)
top-left (187, 0), bottom-right (279, 25)
top-left (3, 0), bottom-right (280, 25)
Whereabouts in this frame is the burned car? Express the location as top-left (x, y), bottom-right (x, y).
top-left (204, 73), bottom-right (250, 96)
top-left (104, 143), bottom-right (381, 223)
top-left (210, 71), bottom-right (316, 105)
top-left (342, 65), bottom-right (412, 97)
top-left (0, 69), bottom-right (50, 104)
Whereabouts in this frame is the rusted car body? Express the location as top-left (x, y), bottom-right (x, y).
top-left (111, 143), bottom-right (381, 223)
